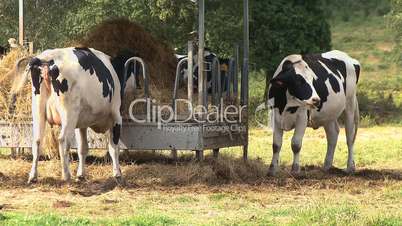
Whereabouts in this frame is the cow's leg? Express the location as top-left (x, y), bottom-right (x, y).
top-left (58, 125), bottom-right (75, 181)
top-left (75, 128), bottom-right (88, 180)
top-left (268, 122), bottom-right (283, 176)
top-left (344, 98), bottom-right (358, 173)
top-left (28, 96), bottom-right (46, 184)
top-left (290, 115), bottom-right (307, 174)
top-left (108, 114), bottom-right (122, 179)
top-left (58, 111), bottom-right (78, 182)
top-left (323, 121), bottom-right (340, 171)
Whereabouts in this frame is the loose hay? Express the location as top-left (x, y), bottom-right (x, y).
top-left (0, 48), bottom-right (30, 120)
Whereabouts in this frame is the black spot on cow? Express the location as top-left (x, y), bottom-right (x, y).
top-left (282, 60), bottom-right (294, 71)
top-left (112, 123), bottom-right (121, 145)
top-left (328, 75), bottom-right (340, 93)
top-left (73, 47), bottom-right (115, 102)
top-left (272, 143), bottom-right (281, 154)
top-left (354, 64), bottom-right (360, 83)
top-left (302, 54), bottom-right (345, 111)
top-left (291, 142), bottom-right (301, 154)
top-left (268, 83), bottom-right (287, 115)
top-left (288, 74), bottom-right (313, 101)
top-left (319, 56), bottom-right (347, 91)
top-left (48, 64), bottom-right (68, 96)
top-left (111, 49), bottom-right (140, 98)
top-left (286, 106), bottom-right (299, 114)
top-left (29, 57), bottom-right (43, 95)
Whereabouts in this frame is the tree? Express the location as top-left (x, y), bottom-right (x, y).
top-left (0, 1), bottom-right (18, 46)
top-left (64, 0), bottom-right (196, 50)
top-left (251, 0), bottom-right (331, 77)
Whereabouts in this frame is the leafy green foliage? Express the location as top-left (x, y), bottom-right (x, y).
top-left (251, 0), bottom-right (332, 79)
top-left (0, 0), bottom-right (80, 49)
top-left (0, 1), bottom-right (18, 46)
top-left (250, 0), bottom-right (331, 102)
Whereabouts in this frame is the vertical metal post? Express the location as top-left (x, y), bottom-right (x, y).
top-left (171, 149), bottom-right (178, 162)
top-left (195, 150), bottom-right (204, 161)
top-left (187, 41), bottom-right (194, 104)
top-left (19, 0), bottom-right (24, 46)
top-left (28, 42), bottom-right (33, 54)
top-left (241, 0), bottom-right (249, 107)
top-left (213, 148), bottom-right (219, 158)
top-left (234, 44), bottom-right (240, 102)
top-left (242, 0), bottom-right (249, 161)
top-left (198, 0), bottom-right (206, 110)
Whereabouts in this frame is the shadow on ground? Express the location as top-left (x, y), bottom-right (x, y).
top-left (0, 151), bottom-right (401, 197)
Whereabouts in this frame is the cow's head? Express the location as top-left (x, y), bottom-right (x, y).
top-left (270, 59), bottom-right (320, 108)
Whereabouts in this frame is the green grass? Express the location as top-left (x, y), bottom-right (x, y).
top-left (1, 203), bottom-right (401, 226)
top-left (0, 213), bottom-right (176, 226)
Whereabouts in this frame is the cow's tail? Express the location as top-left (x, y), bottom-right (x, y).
top-left (353, 96), bottom-right (359, 143)
top-left (9, 57), bottom-right (32, 112)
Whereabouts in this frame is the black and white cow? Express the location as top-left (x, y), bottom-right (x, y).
top-left (11, 47), bottom-right (134, 183)
top-left (267, 50), bottom-right (360, 176)
top-left (176, 49), bottom-right (229, 94)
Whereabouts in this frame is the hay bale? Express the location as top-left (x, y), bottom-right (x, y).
top-left (77, 18), bottom-right (177, 105)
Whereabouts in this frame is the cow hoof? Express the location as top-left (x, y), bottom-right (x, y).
top-left (27, 177), bottom-right (37, 184)
top-left (62, 175), bottom-right (72, 183)
top-left (345, 161), bottom-right (356, 174)
top-left (291, 164), bottom-right (301, 175)
top-left (267, 166), bottom-right (277, 177)
top-left (323, 165), bottom-right (332, 172)
top-left (345, 167), bottom-right (355, 174)
top-left (114, 176), bottom-right (124, 186)
top-left (75, 176), bottom-right (86, 182)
